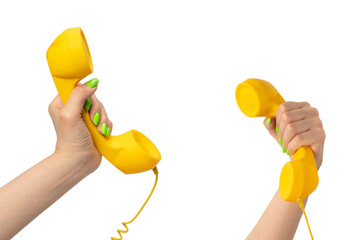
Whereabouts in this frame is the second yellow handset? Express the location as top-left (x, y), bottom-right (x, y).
top-left (235, 78), bottom-right (318, 202)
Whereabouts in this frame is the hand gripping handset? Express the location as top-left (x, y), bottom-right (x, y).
top-left (46, 27), bottom-right (161, 240)
top-left (46, 27), bottom-right (161, 174)
top-left (235, 78), bottom-right (318, 201)
top-left (235, 79), bottom-right (318, 239)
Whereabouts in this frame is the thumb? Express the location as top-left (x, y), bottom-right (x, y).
top-left (263, 116), bottom-right (279, 143)
top-left (62, 78), bottom-right (99, 117)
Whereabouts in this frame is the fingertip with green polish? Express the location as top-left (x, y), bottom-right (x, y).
top-left (282, 146), bottom-right (286, 153)
top-left (287, 149), bottom-right (290, 155)
top-left (266, 117), bottom-right (271, 125)
top-left (86, 78), bottom-right (99, 88)
top-left (279, 137), bottom-right (283, 146)
top-left (276, 126), bottom-right (279, 134)
top-left (93, 112), bottom-right (100, 126)
top-left (106, 126), bottom-right (111, 137)
top-left (85, 98), bottom-right (91, 111)
top-left (101, 122), bottom-right (107, 135)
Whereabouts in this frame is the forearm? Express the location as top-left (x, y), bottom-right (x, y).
top-left (247, 190), bottom-right (307, 240)
top-left (0, 153), bottom-right (92, 239)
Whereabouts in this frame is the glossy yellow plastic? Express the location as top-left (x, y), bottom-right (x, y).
top-left (46, 27), bottom-right (161, 174)
top-left (235, 78), bottom-right (319, 202)
top-left (235, 78), bottom-right (285, 117)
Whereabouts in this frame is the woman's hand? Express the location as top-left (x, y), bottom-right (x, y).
top-left (48, 78), bottom-right (113, 173)
top-left (0, 79), bottom-right (115, 239)
top-left (263, 101), bottom-right (325, 169)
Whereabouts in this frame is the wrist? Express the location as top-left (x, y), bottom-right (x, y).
top-left (53, 149), bottom-right (100, 176)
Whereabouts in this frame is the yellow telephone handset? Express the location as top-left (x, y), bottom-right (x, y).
top-left (46, 28), bottom-right (161, 240)
top-left (235, 78), bottom-right (319, 202)
top-left (46, 27), bottom-right (161, 174)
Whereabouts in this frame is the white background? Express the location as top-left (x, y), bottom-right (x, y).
top-left (0, 0), bottom-right (359, 239)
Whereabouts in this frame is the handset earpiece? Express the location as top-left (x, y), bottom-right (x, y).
top-left (235, 78), bottom-right (285, 117)
top-left (235, 78), bottom-right (319, 202)
top-left (46, 27), bottom-right (161, 174)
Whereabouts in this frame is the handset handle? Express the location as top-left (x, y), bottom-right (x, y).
top-left (46, 28), bottom-right (161, 174)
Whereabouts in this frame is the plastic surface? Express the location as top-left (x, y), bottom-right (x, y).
top-left (235, 78), bottom-right (285, 117)
top-left (46, 27), bottom-right (161, 174)
top-left (235, 78), bottom-right (319, 202)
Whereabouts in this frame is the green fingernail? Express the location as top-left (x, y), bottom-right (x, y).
top-left (93, 112), bottom-right (100, 126)
top-left (282, 146), bottom-right (286, 153)
top-left (287, 149), bottom-right (290, 155)
top-left (85, 98), bottom-right (91, 111)
top-left (276, 126), bottom-right (279, 134)
top-left (86, 78), bottom-right (99, 88)
top-left (266, 117), bottom-right (271, 125)
top-left (106, 126), bottom-right (111, 137)
top-left (279, 137), bottom-right (283, 146)
top-left (101, 122), bottom-right (107, 135)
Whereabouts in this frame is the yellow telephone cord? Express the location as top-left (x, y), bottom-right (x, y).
top-left (296, 199), bottom-right (314, 240)
top-left (111, 167), bottom-right (159, 240)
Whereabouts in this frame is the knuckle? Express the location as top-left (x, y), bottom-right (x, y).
top-left (286, 123), bottom-right (296, 134)
top-left (282, 112), bottom-right (292, 124)
top-left (74, 86), bottom-right (87, 96)
top-left (279, 103), bottom-right (289, 112)
top-left (320, 129), bottom-right (326, 140)
top-left (295, 134), bottom-right (304, 143)
top-left (303, 101), bottom-right (311, 107)
top-left (59, 110), bottom-right (72, 122)
top-left (311, 107), bottom-right (319, 116)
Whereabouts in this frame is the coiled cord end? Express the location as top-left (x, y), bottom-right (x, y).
top-left (111, 167), bottom-right (159, 240)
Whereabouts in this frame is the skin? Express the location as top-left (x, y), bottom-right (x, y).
top-left (247, 101), bottom-right (326, 240)
top-left (0, 82), bottom-right (112, 240)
